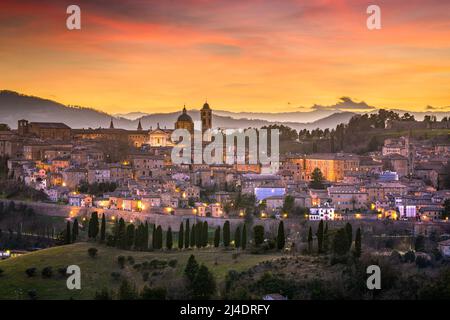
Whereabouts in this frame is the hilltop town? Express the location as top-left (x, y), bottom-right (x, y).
top-left (1, 102), bottom-right (450, 300)
top-left (0, 103), bottom-right (448, 223)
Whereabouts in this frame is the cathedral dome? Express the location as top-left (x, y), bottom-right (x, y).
top-left (177, 107), bottom-right (193, 123)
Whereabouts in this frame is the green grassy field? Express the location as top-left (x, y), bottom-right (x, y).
top-left (0, 242), bottom-right (281, 300)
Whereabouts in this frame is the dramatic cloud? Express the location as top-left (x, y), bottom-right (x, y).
top-left (311, 97), bottom-right (376, 111)
top-left (1, 0), bottom-right (450, 113)
top-left (426, 105), bottom-right (450, 111)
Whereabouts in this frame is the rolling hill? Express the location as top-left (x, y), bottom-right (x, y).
top-left (2, 90), bottom-right (447, 132)
top-left (0, 90), bottom-right (356, 131)
top-left (0, 242), bottom-right (279, 300)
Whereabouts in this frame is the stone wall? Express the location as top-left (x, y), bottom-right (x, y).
top-left (0, 200), bottom-right (280, 232)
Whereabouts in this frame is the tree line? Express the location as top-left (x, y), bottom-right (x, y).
top-left (305, 221), bottom-right (362, 258)
top-left (64, 212), bottom-right (287, 251)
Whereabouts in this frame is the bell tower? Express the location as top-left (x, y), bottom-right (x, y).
top-left (18, 119), bottom-right (29, 136)
top-left (201, 101), bottom-right (212, 134)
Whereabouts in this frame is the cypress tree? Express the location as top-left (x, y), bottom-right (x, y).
top-left (323, 222), bottom-right (329, 253)
top-left (307, 226), bottom-right (313, 253)
top-left (152, 224), bottom-right (156, 249)
top-left (317, 220), bottom-right (324, 253)
top-left (277, 221), bottom-right (285, 250)
top-left (156, 226), bottom-right (163, 249)
top-left (126, 224), bottom-right (135, 249)
top-left (202, 221), bottom-right (208, 247)
top-left (253, 225), bottom-right (264, 246)
top-left (88, 216), bottom-right (92, 239)
top-left (141, 224), bottom-right (147, 250)
top-left (118, 218), bottom-right (126, 249)
top-left (166, 227), bottom-right (173, 250)
top-left (100, 213), bottom-right (106, 242)
top-left (345, 222), bottom-right (353, 251)
top-left (195, 222), bottom-right (202, 248)
top-left (191, 264), bottom-right (216, 300)
top-left (241, 224), bottom-right (247, 250)
top-left (91, 212), bottom-right (99, 239)
top-left (354, 227), bottom-right (362, 258)
top-left (152, 225), bottom-right (157, 249)
top-left (223, 221), bottom-right (230, 247)
top-left (65, 221), bottom-right (71, 245)
top-left (214, 226), bottom-right (220, 248)
top-left (234, 226), bottom-right (241, 249)
top-left (134, 224), bottom-right (142, 250)
top-left (113, 219), bottom-right (119, 246)
top-left (178, 222), bottom-right (184, 249)
top-left (143, 222), bottom-right (149, 250)
top-left (184, 254), bottom-right (199, 283)
top-left (185, 220), bottom-right (190, 249)
top-left (190, 223), bottom-right (196, 247)
top-left (333, 227), bottom-right (350, 256)
top-left (72, 218), bottom-right (79, 243)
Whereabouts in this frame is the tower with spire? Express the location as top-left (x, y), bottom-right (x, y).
top-left (137, 119), bottom-right (142, 131)
top-left (109, 118), bottom-right (114, 129)
top-left (201, 100), bottom-right (212, 134)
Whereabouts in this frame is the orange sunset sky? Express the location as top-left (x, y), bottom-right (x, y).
top-left (1, 0), bottom-right (450, 113)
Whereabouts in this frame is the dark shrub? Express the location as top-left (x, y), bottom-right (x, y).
top-left (41, 267), bottom-right (53, 278)
top-left (88, 247), bottom-right (98, 258)
top-left (403, 250), bottom-right (416, 263)
top-left (415, 255), bottom-right (430, 268)
top-left (127, 256), bottom-right (135, 265)
top-left (58, 266), bottom-right (68, 277)
top-left (389, 250), bottom-right (402, 263)
top-left (117, 256), bottom-right (126, 269)
top-left (142, 271), bottom-right (150, 281)
top-left (253, 225), bottom-right (264, 246)
top-left (414, 235), bottom-right (425, 252)
top-left (168, 259), bottom-right (177, 268)
top-left (27, 289), bottom-right (37, 300)
top-left (432, 248), bottom-right (443, 261)
top-left (94, 288), bottom-right (112, 300)
top-left (106, 234), bottom-right (115, 247)
top-left (266, 239), bottom-right (276, 250)
top-left (111, 272), bottom-right (121, 280)
top-left (140, 286), bottom-right (167, 300)
top-left (133, 263), bottom-right (142, 270)
top-left (25, 267), bottom-right (37, 277)
top-left (149, 259), bottom-right (168, 269)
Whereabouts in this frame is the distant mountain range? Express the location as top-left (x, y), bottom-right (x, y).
top-left (1, 90), bottom-right (448, 132)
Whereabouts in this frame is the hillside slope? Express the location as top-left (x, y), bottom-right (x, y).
top-left (0, 242), bottom-right (279, 300)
